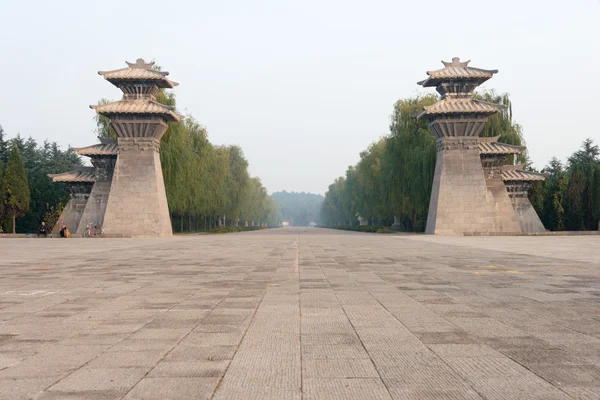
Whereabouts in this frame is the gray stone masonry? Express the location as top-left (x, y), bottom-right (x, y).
top-left (481, 157), bottom-right (521, 233)
top-left (506, 182), bottom-right (546, 233)
top-left (77, 157), bottom-right (115, 235)
top-left (51, 186), bottom-right (91, 236)
top-left (511, 197), bottom-right (547, 233)
top-left (426, 138), bottom-right (511, 235)
top-left (77, 181), bottom-right (111, 235)
top-left (102, 138), bottom-right (172, 238)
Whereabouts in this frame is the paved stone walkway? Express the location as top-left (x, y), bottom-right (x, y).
top-left (0, 228), bottom-right (599, 399)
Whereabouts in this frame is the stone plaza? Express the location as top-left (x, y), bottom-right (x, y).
top-left (0, 228), bottom-right (599, 399)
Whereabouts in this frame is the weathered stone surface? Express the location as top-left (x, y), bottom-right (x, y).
top-left (102, 138), bottom-right (172, 238)
top-left (426, 138), bottom-right (500, 235)
top-left (511, 195), bottom-right (546, 233)
top-left (77, 180), bottom-right (112, 235)
top-left (52, 196), bottom-right (89, 235)
top-left (0, 228), bottom-right (598, 399)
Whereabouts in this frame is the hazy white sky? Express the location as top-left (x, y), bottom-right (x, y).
top-left (1, 0), bottom-right (599, 194)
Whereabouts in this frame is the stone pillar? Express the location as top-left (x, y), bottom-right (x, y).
top-left (391, 216), bottom-right (405, 231)
top-left (426, 138), bottom-right (497, 235)
top-left (77, 157), bottom-right (116, 235)
top-left (103, 137), bottom-right (172, 237)
top-left (505, 182), bottom-right (545, 233)
top-left (53, 183), bottom-right (92, 235)
top-left (77, 156), bottom-right (116, 235)
top-left (481, 156), bottom-right (521, 233)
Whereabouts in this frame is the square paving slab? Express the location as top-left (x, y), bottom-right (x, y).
top-left (0, 228), bottom-right (599, 399)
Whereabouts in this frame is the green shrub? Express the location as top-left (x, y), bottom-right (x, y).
top-left (319, 226), bottom-right (396, 234)
top-left (207, 226), bottom-right (278, 234)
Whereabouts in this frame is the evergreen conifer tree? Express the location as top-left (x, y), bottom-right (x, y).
top-left (0, 161), bottom-right (4, 232)
top-left (592, 165), bottom-right (600, 230)
top-left (563, 169), bottom-right (585, 231)
top-left (0, 125), bottom-right (8, 164)
top-left (4, 147), bottom-right (30, 234)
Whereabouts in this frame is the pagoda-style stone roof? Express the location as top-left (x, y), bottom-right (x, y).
top-left (502, 165), bottom-right (546, 182)
top-left (48, 167), bottom-right (96, 183)
top-left (479, 137), bottom-right (525, 155)
top-left (99, 59), bottom-right (178, 88)
top-left (416, 98), bottom-right (503, 119)
top-left (90, 100), bottom-right (181, 122)
top-left (418, 57), bottom-right (498, 87)
top-left (74, 138), bottom-right (119, 157)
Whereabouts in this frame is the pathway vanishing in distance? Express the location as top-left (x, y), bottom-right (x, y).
top-left (0, 228), bottom-right (599, 399)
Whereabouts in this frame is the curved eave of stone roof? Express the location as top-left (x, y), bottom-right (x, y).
top-left (502, 167), bottom-right (546, 182)
top-left (48, 170), bottom-right (96, 183)
top-left (416, 99), bottom-right (503, 119)
top-left (479, 139), bottom-right (525, 155)
top-left (90, 100), bottom-right (181, 122)
top-left (418, 65), bottom-right (498, 87)
top-left (98, 68), bottom-right (179, 88)
top-left (73, 141), bottom-right (119, 156)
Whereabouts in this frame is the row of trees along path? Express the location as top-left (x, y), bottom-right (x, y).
top-left (320, 91), bottom-right (600, 232)
top-left (0, 83), bottom-right (282, 233)
top-left (95, 87), bottom-right (281, 232)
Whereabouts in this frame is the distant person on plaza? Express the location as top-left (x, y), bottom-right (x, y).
top-left (38, 222), bottom-right (48, 238)
top-left (59, 224), bottom-right (69, 238)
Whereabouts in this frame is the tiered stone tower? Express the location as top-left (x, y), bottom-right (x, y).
top-left (417, 57), bottom-right (506, 235)
top-left (417, 57), bottom-right (546, 235)
top-left (73, 139), bottom-right (118, 235)
top-left (48, 168), bottom-right (95, 235)
top-left (91, 59), bottom-right (180, 237)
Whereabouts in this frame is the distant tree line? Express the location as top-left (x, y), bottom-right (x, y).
top-left (271, 191), bottom-right (323, 226)
top-left (529, 139), bottom-right (600, 231)
top-left (0, 125), bottom-right (82, 233)
top-left (320, 92), bottom-right (600, 232)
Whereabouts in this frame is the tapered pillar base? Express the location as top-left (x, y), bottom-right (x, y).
top-left (426, 138), bottom-right (518, 235)
top-left (103, 138), bottom-right (172, 238)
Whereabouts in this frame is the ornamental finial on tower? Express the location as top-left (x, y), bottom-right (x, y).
top-left (442, 57), bottom-right (471, 68)
top-left (126, 58), bottom-right (155, 69)
top-left (418, 57), bottom-right (498, 88)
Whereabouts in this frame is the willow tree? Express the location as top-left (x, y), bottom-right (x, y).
top-left (476, 91), bottom-right (527, 164)
top-left (225, 146), bottom-right (250, 226)
top-left (353, 139), bottom-right (388, 224)
top-left (381, 95), bottom-right (437, 231)
top-left (321, 177), bottom-right (347, 226)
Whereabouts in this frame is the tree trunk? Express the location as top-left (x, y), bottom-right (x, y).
top-left (180, 216), bottom-right (183, 233)
top-left (12, 213), bottom-right (16, 234)
top-left (188, 215), bottom-right (192, 232)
